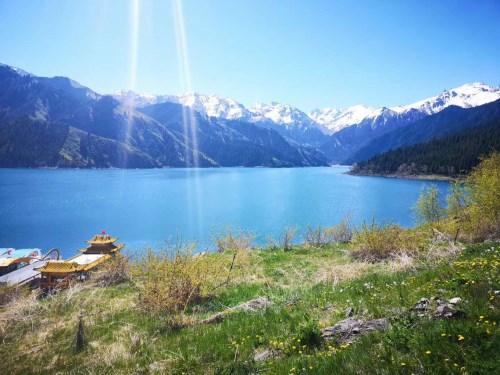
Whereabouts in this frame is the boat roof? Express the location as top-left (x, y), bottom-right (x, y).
top-left (0, 248), bottom-right (41, 259)
top-left (35, 261), bottom-right (80, 273)
top-left (35, 253), bottom-right (112, 273)
top-left (85, 235), bottom-right (119, 245)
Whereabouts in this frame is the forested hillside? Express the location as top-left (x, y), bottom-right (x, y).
top-left (350, 119), bottom-right (500, 177)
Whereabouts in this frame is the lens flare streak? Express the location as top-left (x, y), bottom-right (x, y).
top-left (172, 0), bottom-right (203, 238)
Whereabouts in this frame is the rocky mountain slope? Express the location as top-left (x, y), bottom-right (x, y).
top-left (0, 64), bottom-right (326, 168)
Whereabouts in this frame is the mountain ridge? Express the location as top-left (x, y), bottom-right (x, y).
top-left (0, 63), bottom-right (327, 168)
top-left (1, 62), bottom-right (499, 168)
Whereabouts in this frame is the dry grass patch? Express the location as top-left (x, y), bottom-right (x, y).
top-left (314, 262), bottom-right (373, 284)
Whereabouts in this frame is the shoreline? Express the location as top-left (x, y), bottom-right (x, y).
top-left (347, 171), bottom-right (465, 182)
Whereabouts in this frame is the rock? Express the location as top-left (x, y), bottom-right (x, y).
top-left (434, 303), bottom-right (464, 319)
top-left (411, 298), bottom-right (430, 311)
top-left (345, 307), bottom-right (355, 317)
top-left (449, 297), bottom-right (462, 305)
top-left (229, 297), bottom-right (272, 312)
top-left (199, 297), bottom-right (271, 326)
top-left (200, 312), bottom-right (225, 325)
top-left (254, 348), bottom-right (281, 362)
top-left (321, 318), bottom-right (390, 344)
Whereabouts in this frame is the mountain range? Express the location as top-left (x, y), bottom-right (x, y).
top-left (0, 62), bottom-right (499, 169)
top-left (114, 81), bottom-right (500, 164)
top-left (0, 63), bottom-right (326, 168)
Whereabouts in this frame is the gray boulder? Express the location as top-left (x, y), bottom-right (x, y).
top-left (411, 298), bottom-right (430, 311)
top-left (321, 318), bottom-right (390, 344)
top-left (434, 300), bottom-right (465, 319)
top-left (253, 348), bottom-right (281, 362)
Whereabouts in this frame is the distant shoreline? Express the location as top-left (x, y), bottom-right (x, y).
top-left (346, 170), bottom-right (464, 182)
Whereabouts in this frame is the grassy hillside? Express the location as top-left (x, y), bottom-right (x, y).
top-left (0, 241), bottom-right (498, 374)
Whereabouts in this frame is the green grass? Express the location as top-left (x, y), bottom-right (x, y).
top-left (0, 242), bottom-right (498, 374)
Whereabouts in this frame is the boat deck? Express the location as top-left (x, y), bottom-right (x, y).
top-left (0, 260), bottom-right (49, 285)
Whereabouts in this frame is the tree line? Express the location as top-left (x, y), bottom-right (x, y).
top-left (351, 119), bottom-right (500, 177)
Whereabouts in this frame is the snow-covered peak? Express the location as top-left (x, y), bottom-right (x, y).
top-left (113, 90), bottom-right (251, 120)
top-left (312, 82), bottom-right (500, 134)
top-left (391, 82), bottom-right (500, 115)
top-left (310, 105), bottom-right (384, 134)
top-left (165, 92), bottom-right (251, 120)
top-left (249, 102), bottom-right (319, 130)
top-left (113, 90), bottom-right (159, 107)
top-left (112, 82), bottom-right (500, 136)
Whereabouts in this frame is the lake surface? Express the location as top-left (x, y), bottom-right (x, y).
top-left (0, 167), bottom-right (450, 258)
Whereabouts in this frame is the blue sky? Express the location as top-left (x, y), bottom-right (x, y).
top-left (0, 0), bottom-right (499, 110)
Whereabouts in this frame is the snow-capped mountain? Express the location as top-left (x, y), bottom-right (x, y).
top-left (167, 93), bottom-right (251, 120)
top-left (114, 91), bottom-right (251, 120)
top-left (113, 91), bottom-right (326, 135)
top-left (249, 102), bottom-right (321, 130)
top-left (0, 63), bottom-right (328, 168)
top-left (311, 82), bottom-right (500, 135)
top-left (310, 105), bottom-right (393, 134)
top-left (392, 82), bottom-right (500, 114)
top-left (116, 82), bottom-right (500, 139)
top-left (114, 90), bottom-right (160, 107)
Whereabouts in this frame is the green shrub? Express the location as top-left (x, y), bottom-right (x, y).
top-left (413, 184), bottom-right (445, 226)
top-left (462, 152), bottom-right (500, 241)
top-left (132, 240), bottom-right (235, 316)
top-left (349, 219), bottom-right (425, 261)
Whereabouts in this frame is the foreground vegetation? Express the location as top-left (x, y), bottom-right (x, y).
top-left (0, 153), bottom-right (499, 374)
top-left (0, 242), bottom-right (498, 374)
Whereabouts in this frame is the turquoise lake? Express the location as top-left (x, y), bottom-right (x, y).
top-left (0, 167), bottom-right (450, 258)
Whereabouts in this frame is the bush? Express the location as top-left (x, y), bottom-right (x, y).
top-left (267, 226), bottom-right (298, 252)
top-left (330, 218), bottom-right (353, 243)
top-left (349, 219), bottom-right (425, 261)
top-left (132, 240), bottom-right (236, 316)
top-left (413, 184), bottom-right (445, 226)
top-left (91, 253), bottom-right (131, 287)
top-left (303, 219), bottom-right (353, 247)
top-left (214, 226), bottom-right (255, 253)
top-left (446, 181), bottom-right (468, 221)
top-left (303, 225), bottom-right (331, 247)
top-left (462, 152), bottom-right (500, 241)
